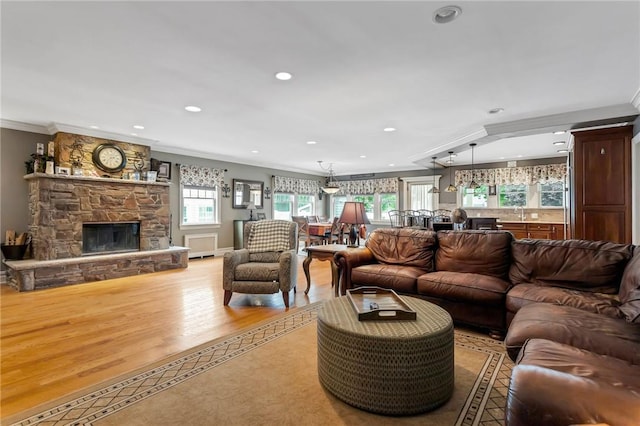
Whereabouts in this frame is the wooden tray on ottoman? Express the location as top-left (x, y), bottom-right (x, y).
top-left (347, 287), bottom-right (417, 321)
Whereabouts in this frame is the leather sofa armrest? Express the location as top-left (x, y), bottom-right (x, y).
top-left (335, 248), bottom-right (376, 293)
top-left (506, 364), bottom-right (640, 426)
top-left (222, 249), bottom-right (250, 290)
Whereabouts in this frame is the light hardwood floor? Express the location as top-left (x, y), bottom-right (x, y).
top-left (0, 254), bottom-right (334, 420)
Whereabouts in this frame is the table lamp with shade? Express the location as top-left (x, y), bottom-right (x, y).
top-left (245, 202), bottom-right (256, 220)
top-left (338, 201), bottom-right (371, 247)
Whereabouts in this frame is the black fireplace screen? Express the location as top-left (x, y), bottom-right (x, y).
top-left (82, 222), bottom-right (140, 255)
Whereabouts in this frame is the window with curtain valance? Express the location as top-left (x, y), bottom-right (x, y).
top-left (454, 163), bottom-right (567, 187)
top-left (179, 164), bottom-right (225, 188)
top-left (336, 177), bottom-right (399, 195)
top-left (273, 176), bottom-right (320, 194)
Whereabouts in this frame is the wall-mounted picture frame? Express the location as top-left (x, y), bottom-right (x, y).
top-left (56, 166), bottom-right (71, 176)
top-left (256, 213), bottom-right (266, 220)
top-left (151, 158), bottom-right (172, 180)
top-left (488, 185), bottom-right (497, 196)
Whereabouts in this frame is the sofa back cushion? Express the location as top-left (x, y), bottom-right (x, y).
top-left (619, 248), bottom-right (640, 323)
top-left (365, 228), bottom-right (436, 272)
top-left (435, 230), bottom-right (513, 280)
top-left (509, 239), bottom-right (635, 294)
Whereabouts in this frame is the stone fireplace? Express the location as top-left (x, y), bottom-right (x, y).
top-left (4, 174), bottom-right (188, 291)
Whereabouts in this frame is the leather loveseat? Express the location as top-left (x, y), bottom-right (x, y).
top-left (335, 227), bottom-right (640, 425)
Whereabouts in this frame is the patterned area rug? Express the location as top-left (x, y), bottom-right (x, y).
top-left (10, 303), bottom-right (513, 426)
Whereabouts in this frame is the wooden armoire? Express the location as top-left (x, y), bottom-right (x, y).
top-left (572, 125), bottom-right (632, 244)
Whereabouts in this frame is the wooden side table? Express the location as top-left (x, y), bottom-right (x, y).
top-left (302, 244), bottom-right (350, 296)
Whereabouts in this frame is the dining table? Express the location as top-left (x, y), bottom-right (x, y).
top-left (307, 222), bottom-right (333, 237)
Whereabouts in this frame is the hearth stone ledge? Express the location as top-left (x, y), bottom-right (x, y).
top-left (3, 246), bottom-right (189, 292)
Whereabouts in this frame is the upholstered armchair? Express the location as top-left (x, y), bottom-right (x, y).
top-left (223, 220), bottom-right (298, 307)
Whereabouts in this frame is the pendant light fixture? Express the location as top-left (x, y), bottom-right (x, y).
top-left (428, 156), bottom-right (440, 193)
top-left (318, 161), bottom-right (340, 194)
top-left (468, 143), bottom-right (479, 190)
top-left (445, 151), bottom-right (457, 192)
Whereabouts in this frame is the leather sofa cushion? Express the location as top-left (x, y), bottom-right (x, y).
top-left (351, 264), bottom-right (425, 294)
top-left (365, 228), bottom-right (436, 271)
top-left (509, 239), bottom-right (635, 294)
top-left (417, 271), bottom-right (510, 306)
top-left (507, 338), bottom-right (640, 426)
top-left (619, 250), bottom-right (640, 323)
top-left (506, 283), bottom-right (622, 319)
top-left (504, 303), bottom-right (640, 364)
top-left (435, 230), bottom-right (512, 280)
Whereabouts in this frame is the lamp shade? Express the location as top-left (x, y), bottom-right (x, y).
top-left (321, 185), bottom-right (340, 194)
top-left (338, 202), bottom-right (371, 225)
top-left (245, 202), bottom-right (256, 210)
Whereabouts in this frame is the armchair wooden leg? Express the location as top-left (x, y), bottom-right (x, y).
top-left (282, 291), bottom-right (289, 308)
top-left (223, 290), bottom-right (233, 306)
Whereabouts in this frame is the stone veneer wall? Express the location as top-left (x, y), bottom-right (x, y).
top-left (27, 174), bottom-right (170, 260)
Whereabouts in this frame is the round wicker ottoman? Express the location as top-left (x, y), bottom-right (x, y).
top-left (317, 295), bottom-right (454, 415)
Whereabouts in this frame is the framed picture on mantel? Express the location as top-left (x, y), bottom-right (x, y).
top-left (151, 159), bottom-right (172, 180)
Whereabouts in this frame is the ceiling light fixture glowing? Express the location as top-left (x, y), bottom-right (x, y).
top-left (553, 130), bottom-right (567, 135)
top-left (553, 141), bottom-right (565, 146)
top-left (383, 127), bottom-right (396, 132)
top-left (388, 163), bottom-right (395, 167)
top-left (185, 105), bottom-right (202, 112)
top-left (306, 140), bottom-right (317, 145)
top-left (359, 155), bottom-right (366, 158)
top-left (433, 5), bottom-right (462, 24)
top-left (557, 149), bottom-right (569, 153)
top-left (275, 72), bottom-right (293, 81)
top-left (251, 150), bottom-right (259, 154)
top-left (445, 152), bottom-right (457, 192)
top-left (90, 125), bottom-right (99, 129)
top-left (133, 125), bottom-right (144, 130)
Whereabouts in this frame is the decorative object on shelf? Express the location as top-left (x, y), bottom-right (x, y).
top-left (133, 151), bottom-right (145, 172)
top-left (151, 158), bottom-right (172, 180)
top-left (318, 160), bottom-right (340, 194)
top-left (445, 151), bottom-right (457, 192)
top-left (146, 171), bottom-right (158, 182)
top-left (69, 140), bottom-right (85, 175)
top-left (232, 179), bottom-right (263, 209)
top-left (264, 187), bottom-right (271, 199)
top-left (36, 143), bottom-right (45, 155)
top-left (56, 166), bottom-right (70, 176)
top-left (92, 143), bottom-right (127, 173)
top-left (256, 212), bottom-right (266, 220)
top-left (429, 156), bottom-right (440, 193)
top-left (221, 182), bottom-right (231, 198)
top-left (245, 202), bottom-right (256, 221)
top-left (45, 161), bottom-right (55, 175)
top-left (25, 153), bottom-right (52, 174)
top-left (468, 143), bottom-right (479, 190)
top-left (338, 201), bottom-right (371, 247)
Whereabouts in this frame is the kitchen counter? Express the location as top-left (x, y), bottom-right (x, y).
top-left (496, 221), bottom-right (566, 240)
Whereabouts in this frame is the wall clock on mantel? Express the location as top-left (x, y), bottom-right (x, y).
top-left (92, 143), bottom-right (127, 173)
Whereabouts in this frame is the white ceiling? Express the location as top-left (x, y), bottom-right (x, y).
top-left (2, 1), bottom-right (639, 175)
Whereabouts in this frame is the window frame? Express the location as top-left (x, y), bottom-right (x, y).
top-left (179, 184), bottom-right (221, 229)
top-left (330, 192), bottom-right (398, 224)
top-left (272, 192), bottom-right (318, 220)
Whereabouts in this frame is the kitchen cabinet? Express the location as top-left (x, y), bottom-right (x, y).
top-left (499, 222), bottom-right (565, 240)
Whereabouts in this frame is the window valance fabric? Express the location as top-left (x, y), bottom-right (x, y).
top-left (273, 176), bottom-right (320, 194)
top-left (179, 164), bottom-right (225, 187)
top-left (336, 177), bottom-right (399, 195)
top-left (454, 163), bottom-right (567, 186)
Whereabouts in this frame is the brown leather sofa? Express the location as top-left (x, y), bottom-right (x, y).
top-left (336, 227), bottom-right (640, 425)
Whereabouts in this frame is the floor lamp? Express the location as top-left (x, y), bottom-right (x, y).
top-left (338, 202), bottom-right (371, 247)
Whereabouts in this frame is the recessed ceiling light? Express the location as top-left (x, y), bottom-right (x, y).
top-left (131, 133), bottom-right (138, 136)
top-left (553, 130), bottom-right (567, 135)
top-left (383, 127), bottom-right (396, 132)
top-left (517, 154), bottom-right (523, 158)
top-left (488, 108), bottom-right (504, 114)
top-left (553, 141), bottom-right (565, 146)
top-left (388, 163), bottom-right (395, 167)
top-left (185, 105), bottom-right (202, 112)
top-left (275, 71), bottom-right (292, 81)
top-left (433, 5), bottom-right (462, 24)
top-left (499, 157), bottom-right (505, 160)
top-left (360, 155), bottom-right (367, 158)
top-left (251, 150), bottom-right (259, 154)
top-left (133, 125), bottom-right (145, 130)
top-left (306, 140), bottom-right (317, 145)
top-left (90, 125), bottom-right (99, 129)
top-left (450, 153), bottom-right (457, 158)
top-left (446, 159), bottom-right (454, 164)
top-left (557, 149), bottom-right (569, 153)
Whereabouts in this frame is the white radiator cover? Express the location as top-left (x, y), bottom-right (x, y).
top-left (184, 233), bottom-right (218, 258)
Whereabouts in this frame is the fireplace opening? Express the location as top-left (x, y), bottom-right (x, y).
top-left (82, 222), bottom-right (140, 255)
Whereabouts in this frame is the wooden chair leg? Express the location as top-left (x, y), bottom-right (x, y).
top-left (223, 290), bottom-right (233, 305)
top-left (282, 291), bottom-right (289, 308)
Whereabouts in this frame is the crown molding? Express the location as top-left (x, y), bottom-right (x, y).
top-left (632, 88), bottom-right (640, 111)
top-left (48, 123), bottom-right (159, 146)
top-left (0, 119), bottom-right (50, 134)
